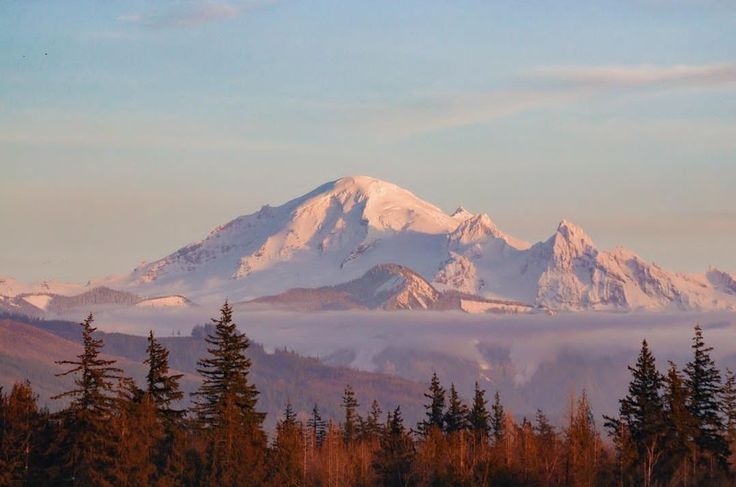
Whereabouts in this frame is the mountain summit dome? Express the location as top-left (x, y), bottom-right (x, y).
top-left (116, 176), bottom-right (736, 312)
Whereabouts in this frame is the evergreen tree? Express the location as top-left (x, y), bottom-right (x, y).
top-left (283, 400), bottom-right (298, 426)
top-left (269, 402), bottom-right (305, 487)
top-left (722, 368), bottom-right (736, 468)
top-left (444, 383), bottom-right (469, 434)
top-left (362, 399), bottom-right (383, 441)
top-left (491, 391), bottom-right (506, 444)
top-left (373, 406), bottom-right (415, 487)
top-left (535, 409), bottom-right (562, 485)
top-left (418, 372), bottom-right (445, 435)
top-left (192, 302), bottom-right (263, 427)
top-left (144, 330), bottom-right (184, 424)
top-left (113, 389), bottom-right (163, 487)
top-left (52, 313), bottom-right (123, 486)
top-left (616, 339), bottom-right (666, 486)
top-left (662, 361), bottom-right (697, 482)
top-left (0, 382), bottom-right (41, 486)
top-left (684, 324), bottom-right (730, 471)
top-left (307, 404), bottom-right (326, 448)
top-left (468, 382), bottom-right (491, 439)
top-left (341, 384), bottom-right (360, 443)
top-left (191, 302), bottom-right (267, 486)
top-left (566, 391), bottom-right (600, 487)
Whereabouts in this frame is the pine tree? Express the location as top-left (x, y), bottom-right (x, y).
top-left (362, 399), bottom-right (383, 441)
top-left (444, 383), bottom-right (469, 434)
top-left (616, 339), bottom-right (666, 487)
top-left (566, 391), bottom-right (600, 487)
top-left (0, 382), bottom-right (41, 486)
top-left (52, 313), bottom-right (123, 486)
top-left (722, 368), bottom-right (736, 468)
top-left (191, 302), bottom-right (267, 486)
top-left (144, 330), bottom-right (184, 425)
top-left (192, 302), bottom-right (263, 427)
top-left (491, 391), bottom-right (505, 444)
top-left (684, 324), bottom-right (730, 472)
top-left (113, 389), bottom-right (163, 486)
top-left (662, 361), bottom-right (697, 483)
top-left (269, 402), bottom-right (305, 487)
top-left (342, 384), bottom-right (360, 443)
top-left (373, 406), bottom-right (415, 487)
top-left (468, 382), bottom-right (491, 439)
top-left (307, 404), bottom-right (327, 448)
top-left (283, 401), bottom-right (298, 427)
top-left (535, 409), bottom-right (562, 485)
top-left (418, 372), bottom-right (445, 436)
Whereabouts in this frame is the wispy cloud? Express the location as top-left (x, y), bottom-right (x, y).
top-left (356, 62), bottom-right (736, 136)
top-left (118, 0), bottom-right (276, 29)
top-left (533, 63), bottom-right (736, 89)
top-left (353, 89), bottom-right (582, 137)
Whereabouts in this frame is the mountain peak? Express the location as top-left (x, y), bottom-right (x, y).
top-left (330, 175), bottom-right (417, 200)
top-left (451, 206), bottom-right (474, 220)
top-left (555, 219), bottom-right (595, 249)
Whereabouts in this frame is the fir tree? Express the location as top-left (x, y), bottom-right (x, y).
top-left (269, 402), bottom-right (305, 487)
top-left (617, 339), bottom-right (666, 486)
top-left (373, 406), bottom-right (415, 487)
top-left (535, 409), bottom-right (562, 485)
top-left (192, 302), bottom-right (263, 428)
top-left (283, 401), bottom-right (298, 427)
top-left (342, 384), bottom-right (360, 443)
top-left (566, 391), bottom-right (600, 487)
top-left (52, 313), bottom-right (123, 486)
top-left (468, 382), bottom-right (491, 439)
top-left (191, 302), bottom-right (267, 486)
top-left (684, 324), bottom-right (730, 471)
top-left (662, 361), bottom-right (697, 482)
top-left (418, 372), bottom-right (445, 435)
top-left (362, 399), bottom-right (384, 441)
top-left (491, 391), bottom-right (506, 444)
top-left (0, 382), bottom-right (41, 486)
top-left (144, 330), bottom-right (184, 424)
top-left (721, 368), bottom-right (736, 440)
top-left (307, 404), bottom-right (326, 448)
top-left (444, 383), bottom-right (469, 434)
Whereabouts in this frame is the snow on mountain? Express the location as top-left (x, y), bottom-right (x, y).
top-left (75, 175), bottom-right (736, 312)
top-left (135, 295), bottom-right (192, 309)
top-left (124, 176), bottom-right (461, 302)
top-left (0, 277), bottom-right (86, 298)
top-left (249, 263), bottom-right (536, 313)
top-left (0, 283), bottom-right (194, 317)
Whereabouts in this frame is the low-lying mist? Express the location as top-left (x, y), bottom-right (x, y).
top-left (86, 308), bottom-right (736, 423)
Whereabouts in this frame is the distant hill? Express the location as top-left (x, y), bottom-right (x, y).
top-left (249, 263), bottom-right (537, 313)
top-left (0, 314), bottom-right (425, 429)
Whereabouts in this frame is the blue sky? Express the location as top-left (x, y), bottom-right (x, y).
top-left (1, 0), bottom-right (735, 281)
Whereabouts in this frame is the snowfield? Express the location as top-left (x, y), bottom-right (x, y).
top-left (112, 176), bottom-right (736, 312)
top-left (2, 176), bottom-right (734, 314)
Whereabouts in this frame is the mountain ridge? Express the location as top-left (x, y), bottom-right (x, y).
top-left (3, 176), bottom-right (735, 312)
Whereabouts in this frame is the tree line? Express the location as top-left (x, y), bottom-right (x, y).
top-left (1, 302), bottom-right (735, 486)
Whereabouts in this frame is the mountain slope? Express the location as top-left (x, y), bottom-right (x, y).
top-left (250, 263), bottom-right (537, 313)
top-left (9, 175), bottom-right (733, 312)
top-left (0, 316), bottom-right (425, 429)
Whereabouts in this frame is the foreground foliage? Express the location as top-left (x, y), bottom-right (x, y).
top-left (1, 307), bottom-right (735, 486)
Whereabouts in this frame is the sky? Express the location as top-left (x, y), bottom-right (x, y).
top-left (1, 0), bottom-right (735, 282)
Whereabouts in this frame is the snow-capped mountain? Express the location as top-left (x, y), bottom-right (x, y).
top-left (125, 176), bottom-right (468, 302)
top-left (0, 284), bottom-right (193, 318)
top-left (115, 175), bottom-right (736, 312)
top-left (5, 176), bottom-right (733, 313)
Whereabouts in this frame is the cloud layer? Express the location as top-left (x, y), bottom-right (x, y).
top-left (119, 0), bottom-right (275, 29)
